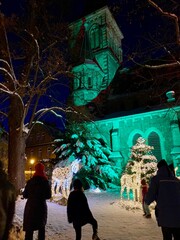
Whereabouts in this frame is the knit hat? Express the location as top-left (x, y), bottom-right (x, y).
top-left (33, 163), bottom-right (47, 179)
top-left (73, 179), bottom-right (83, 190)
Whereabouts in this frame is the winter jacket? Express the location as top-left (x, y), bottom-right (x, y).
top-left (67, 190), bottom-right (94, 227)
top-left (23, 176), bottom-right (51, 231)
top-left (145, 165), bottom-right (180, 228)
top-left (141, 181), bottom-right (148, 203)
top-left (0, 170), bottom-right (16, 240)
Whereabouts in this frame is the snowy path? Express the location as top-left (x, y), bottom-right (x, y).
top-left (15, 190), bottom-right (162, 240)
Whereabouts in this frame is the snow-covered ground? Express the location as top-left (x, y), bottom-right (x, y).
top-left (12, 189), bottom-right (162, 240)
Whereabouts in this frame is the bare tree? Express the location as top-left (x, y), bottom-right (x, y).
top-left (0, 2), bottom-right (71, 191)
top-left (129, 0), bottom-right (180, 69)
top-left (119, 0), bottom-right (180, 105)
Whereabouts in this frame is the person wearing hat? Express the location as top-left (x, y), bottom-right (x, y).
top-left (0, 160), bottom-right (16, 240)
top-left (23, 162), bottom-right (51, 240)
top-left (67, 178), bottom-right (100, 240)
top-left (145, 159), bottom-right (180, 240)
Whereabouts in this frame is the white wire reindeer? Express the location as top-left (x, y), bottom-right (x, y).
top-left (52, 159), bottom-right (81, 199)
top-left (120, 162), bottom-right (141, 202)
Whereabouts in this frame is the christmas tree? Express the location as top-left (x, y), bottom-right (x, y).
top-left (120, 137), bottom-right (157, 202)
top-left (53, 123), bottom-right (119, 190)
top-left (125, 137), bottom-right (157, 182)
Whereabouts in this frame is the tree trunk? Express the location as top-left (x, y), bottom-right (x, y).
top-left (8, 96), bottom-right (27, 193)
top-left (8, 129), bottom-right (26, 192)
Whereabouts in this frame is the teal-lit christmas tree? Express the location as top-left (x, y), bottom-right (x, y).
top-left (53, 123), bottom-right (119, 190)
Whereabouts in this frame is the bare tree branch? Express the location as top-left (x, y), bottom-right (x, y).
top-left (0, 110), bottom-right (8, 118)
top-left (0, 67), bottom-right (14, 82)
top-left (148, 0), bottom-right (180, 44)
top-left (0, 14), bottom-right (17, 83)
top-left (128, 1), bottom-right (180, 69)
top-left (129, 56), bottom-right (180, 68)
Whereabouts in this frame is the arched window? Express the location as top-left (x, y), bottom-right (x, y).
top-left (148, 132), bottom-right (162, 161)
top-left (74, 72), bottom-right (81, 89)
top-left (132, 133), bottom-right (142, 145)
top-left (88, 77), bottom-right (92, 88)
top-left (90, 24), bottom-right (100, 49)
top-left (36, 133), bottom-right (40, 142)
top-left (41, 132), bottom-right (45, 141)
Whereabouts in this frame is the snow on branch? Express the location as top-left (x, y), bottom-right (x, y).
top-left (34, 107), bottom-right (66, 121)
top-left (0, 84), bottom-right (19, 98)
top-left (129, 56), bottom-right (180, 69)
top-left (0, 110), bottom-right (8, 118)
top-left (0, 59), bottom-right (12, 72)
top-left (0, 84), bottom-right (24, 110)
top-left (0, 83), bottom-right (11, 92)
top-left (0, 66), bottom-right (15, 82)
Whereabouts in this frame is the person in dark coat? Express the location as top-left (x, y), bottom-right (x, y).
top-left (145, 159), bottom-right (180, 240)
top-left (23, 162), bottom-right (51, 240)
top-left (67, 178), bottom-right (100, 240)
top-left (0, 160), bottom-right (16, 240)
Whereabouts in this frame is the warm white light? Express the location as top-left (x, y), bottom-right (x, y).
top-left (30, 159), bottom-right (35, 165)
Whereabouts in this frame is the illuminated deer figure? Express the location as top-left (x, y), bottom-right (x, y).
top-left (120, 162), bottom-right (141, 202)
top-left (52, 159), bottom-right (81, 199)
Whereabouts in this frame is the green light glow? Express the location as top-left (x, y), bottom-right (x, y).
top-left (86, 107), bottom-right (180, 175)
top-left (69, 6), bottom-right (180, 177)
top-left (69, 7), bottom-right (123, 106)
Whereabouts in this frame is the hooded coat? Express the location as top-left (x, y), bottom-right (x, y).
top-left (145, 165), bottom-right (180, 228)
top-left (0, 166), bottom-right (16, 240)
top-left (67, 190), bottom-right (95, 227)
top-left (23, 163), bottom-right (51, 231)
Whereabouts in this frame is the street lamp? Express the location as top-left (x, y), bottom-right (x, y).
top-left (29, 158), bottom-right (35, 178)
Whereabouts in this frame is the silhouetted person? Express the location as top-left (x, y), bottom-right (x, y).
top-left (145, 159), bottom-right (180, 240)
top-left (0, 160), bottom-right (16, 240)
top-left (23, 163), bottom-right (51, 240)
top-left (141, 178), bottom-right (151, 218)
top-left (67, 178), bottom-right (100, 240)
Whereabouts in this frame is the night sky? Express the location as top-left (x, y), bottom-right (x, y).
top-left (1, 0), bottom-right (178, 67)
top-left (0, 0), bottom-right (179, 129)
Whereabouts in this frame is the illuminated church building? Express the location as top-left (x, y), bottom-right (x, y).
top-left (69, 7), bottom-right (180, 172)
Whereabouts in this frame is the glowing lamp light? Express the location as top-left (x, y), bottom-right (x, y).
top-left (29, 158), bottom-right (35, 178)
top-left (30, 159), bottom-right (35, 165)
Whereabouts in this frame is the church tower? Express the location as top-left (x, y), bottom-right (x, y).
top-left (69, 6), bottom-right (123, 106)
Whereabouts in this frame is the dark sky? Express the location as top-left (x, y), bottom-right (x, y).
top-left (1, 0), bottom-right (178, 67)
top-left (0, 0), bottom-right (179, 129)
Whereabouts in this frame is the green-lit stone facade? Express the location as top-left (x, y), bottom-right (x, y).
top-left (69, 7), bottom-right (180, 175)
top-left (86, 107), bottom-right (180, 174)
top-left (69, 6), bottom-right (123, 106)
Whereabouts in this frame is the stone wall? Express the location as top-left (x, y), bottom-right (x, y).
top-left (90, 107), bottom-right (180, 174)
